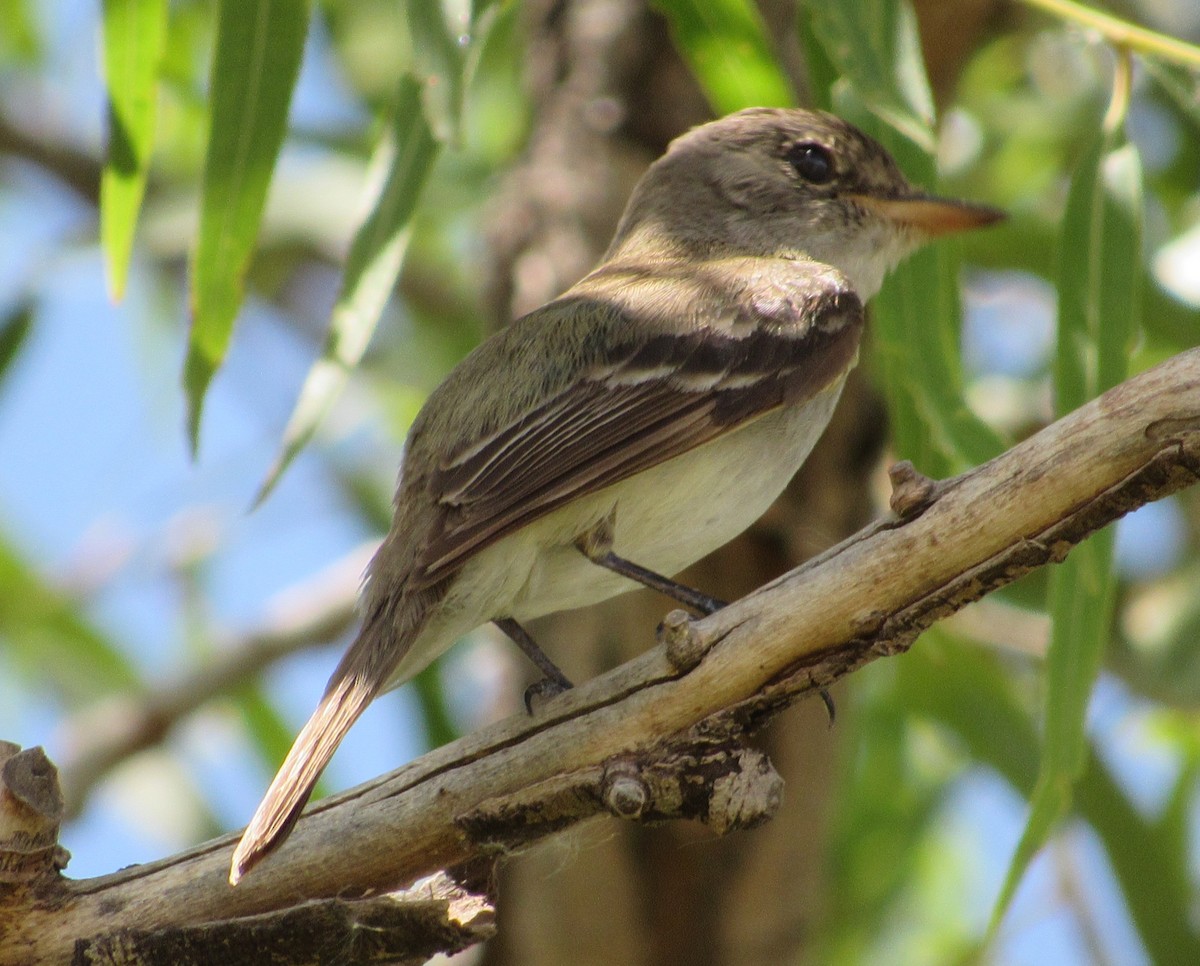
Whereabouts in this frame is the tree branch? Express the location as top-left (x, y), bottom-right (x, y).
top-left (0, 113), bottom-right (101, 203)
top-left (54, 547), bottom-right (370, 816)
top-left (3, 348), bottom-right (1199, 964)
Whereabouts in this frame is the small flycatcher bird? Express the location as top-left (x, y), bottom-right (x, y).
top-left (230, 107), bottom-right (1002, 883)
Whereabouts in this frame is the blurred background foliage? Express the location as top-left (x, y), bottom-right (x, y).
top-left (1, 0), bottom-right (1199, 963)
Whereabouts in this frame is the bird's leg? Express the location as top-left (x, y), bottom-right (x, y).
top-left (576, 510), bottom-right (837, 724)
top-left (590, 551), bottom-right (729, 616)
top-left (494, 617), bottom-right (574, 712)
top-left (575, 510), bottom-right (727, 617)
top-left (818, 688), bottom-right (836, 725)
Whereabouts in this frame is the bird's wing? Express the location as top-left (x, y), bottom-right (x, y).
top-left (414, 267), bottom-right (863, 587)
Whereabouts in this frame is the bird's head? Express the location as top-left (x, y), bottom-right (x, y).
top-left (610, 107), bottom-right (1003, 299)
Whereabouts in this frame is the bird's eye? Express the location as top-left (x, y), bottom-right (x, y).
top-left (787, 142), bottom-right (834, 184)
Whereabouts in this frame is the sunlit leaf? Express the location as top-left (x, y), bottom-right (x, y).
top-left (254, 76), bottom-right (438, 505)
top-left (0, 0), bottom-right (40, 62)
top-left (652, 0), bottom-right (795, 113)
top-left (991, 125), bottom-right (1143, 929)
top-left (409, 0), bottom-right (487, 141)
top-left (1056, 141), bottom-right (1142, 409)
top-left (184, 0), bottom-right (312, 453)
top-left (800, 0), bottom-right (935, 150)
top-left (100, 0), bottom-right (167, 302)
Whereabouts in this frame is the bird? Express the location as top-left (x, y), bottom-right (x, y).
top-left (230, 107), bottom-right (1002, 884)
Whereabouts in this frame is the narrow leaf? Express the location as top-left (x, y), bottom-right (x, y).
top-left (409, 0), bottom-right (503, 142)
top-left (412, 661), bottom-right (459, 749)
top-left (0, 0), bottom-right (39, 62)
top-left (652, 0), bottom-right (795, 113)
top-left (184, 0), bottom-right (312, 453)
top-left (872, 243), bottom-right (1006, 474)
top-left (902, 632), bottom-right (1200, 963)
top-left (234, 681), bottom-right (312, 785)
top-left (469, 0), bottom-right (498, 23)
top-left (796, 7), bottom-right (838, 112)
top-left (408, 0), bottom-right (468, 141)
top-left (100, 0), bottom-right (167, 302)
top-left (800, 0), bottom-right (935, 151)
top-left (1055, 140), bottom-right (1143, 412)
top-left (838, 92), bottom-right (1005, 475)
top-left (0, 299), bottom-right (33, 388)
top-left (991, 126), bottom-right (1143, 927)
top-left (254, 77), bottom-right (439, 505)
top-left (1144, 59), bottom-right (1200, 131)
top-left (0, 536), bottom-right (140, 701)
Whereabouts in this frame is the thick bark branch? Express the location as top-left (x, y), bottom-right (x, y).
top-left (65, 871), bottom-right (495, 966)
top-left (3, 348), bottom-right (1199, 964)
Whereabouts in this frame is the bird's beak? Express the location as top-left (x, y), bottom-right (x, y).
top-left (852, 194), bottom-right (1005, 238)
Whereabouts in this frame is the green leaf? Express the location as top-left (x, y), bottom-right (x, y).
top-left (800, 0), bottom-right (935, 151)
top-left (99, 0), bottom-right (167, 302)
top-left (412, 660), bottom-right (459, 749)
top-left (796, 7), bottom-right (838, 112)
top-left (1087, 754), bottom-right (1200, 963)
top-left (0, 0), bottom-right (40, 62)
top-left (870, 249), bottom-right (955, 478)
top-left (819, 663), bottom-right (946, 961)
top-left (184, 0), bottom-right (312, 453)
top-left (1110, 564), bottom-right (1200, 704)
top-left (234, 680), bottom-right (312, 785)
top-left (991, 126), bottom-right (1143, 930)
top-left (408, 0), bottom-right (466, 139)
top-left (1055, 139), bottom-right (1143, 411)
top-left (990, 529), bottom-right (1116, 915)
top-left (1144, 58), bottom-right (1200, 132)
top-left (409, 0), bottom-right (500, 141)
top-left (839, 93), bottom-right (1006, 475)
top-left (0, 299), bottom-right (33, 389)
top-left (872, 242), bottom-right (1006, 475)
top-left (652, 0), bottom-right (795, 113)
top-left (254, 76), bottom-right (439, 505)
top-left (0, 535), bottom-right (140, 702)
top-left (900, 632), bottom-right (1200, 962)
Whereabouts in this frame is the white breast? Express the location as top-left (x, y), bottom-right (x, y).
top-left (386, 376), bottom-right (847, 687)
top-left (506, 376), bottom-right (848, 617)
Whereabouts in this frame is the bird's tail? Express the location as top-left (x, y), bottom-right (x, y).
top-left (229, 669), bottom-right (378, 884)
top-left (229, 575), bottom-right (444, 885)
